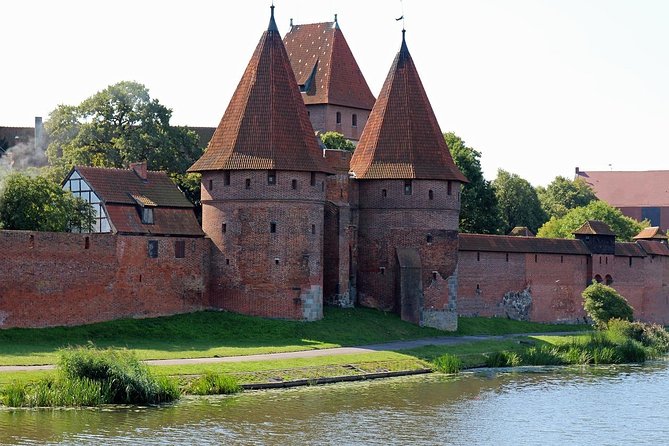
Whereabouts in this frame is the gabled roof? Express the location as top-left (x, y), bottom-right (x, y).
top-left (105, 205), bottom-right (203, 237)
top-left (576, 170), bottom-right (669, 207)
top-left (573, 220), bottom-right (615, 236)
top-left (189, 7), bottom-right (331, 174)
top-left (633, 226), bottom-right (668, 240)
top-left (74, 166), bottom-right (193, 208)
top-left (509, 226), bottom-right (535, 237)
top-left (636, 240), bottom-right (669, 256)
top-left (615, 242), bottom-right (647, 257)
top-left (459, 234), bottom-right (591, 255)
top-left (350, 32), bottom-right (467, 182)
top-left (283, 20), bottom-right (375, 110)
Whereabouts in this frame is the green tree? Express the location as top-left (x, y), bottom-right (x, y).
top-left (0, 173), bottom-right (94, 232)
top-left (582, 283), bottom-right (634, 329)
top-left (493, 169), bottom-right (547, 234)
top-left (537, 176), bottom-right (598, 219)
top-left (536, 200), bottom-right (647, 241)
top-left (319, 131), bottom-right (356, 152)
top-left (444, 132), bottom-right (501, 234)
top-left (44, 81), bottom-right (202, 203)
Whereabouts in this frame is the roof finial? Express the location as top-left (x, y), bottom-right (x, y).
top-left (333, 13), bottom-right (339, 29)
top-left (395, 0), bottom-right (405, 33)
top-left (290, 18), bottom-right (293, 29)
top-left (268, 3), bottom-right (278, 32)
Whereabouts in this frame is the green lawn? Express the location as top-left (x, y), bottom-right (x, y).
top-left (0, 307), bottom-right (588, 366)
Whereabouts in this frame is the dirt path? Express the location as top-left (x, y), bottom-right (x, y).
top-left (0, 332), bottom-right (578, 372)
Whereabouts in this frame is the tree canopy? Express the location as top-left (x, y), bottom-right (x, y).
top-left (536, 200), bottom-right (647, 241)
top-left (582, 283), bottom-right (634, 329)
top-left (44, 81), bottom-right (203, 205)
top-left (493, 169), bottom-right (547, 234)
top-left (537, 176), bottom-right (598, 219)
top-left (319, 131), bottom-right (356, 152)
top-left (444, 132), bottom-right (501, 234)
top-left (0, 172), bottom-right (94, 232)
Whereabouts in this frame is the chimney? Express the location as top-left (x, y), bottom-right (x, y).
top-left (130, 161), bottom-right (148, 181)
top-left (34, 116), bottom-right (44, 151)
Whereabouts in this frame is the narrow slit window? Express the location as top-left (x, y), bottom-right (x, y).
top-left (535, 254), bottom-right (538, 263)
top-left (270, 222), bottom-right (277, 233)
top-left (224, 171), bottom-right (231, 186)
top-left (310, 172), bottom-right (316, 186)
top-left (426, 234), bottom-right (433, 243)
top-left (447, 181), bottom-right (452, 195)
top-left (85, 237), bottom-right (90, 250)
top-left (382, 189), bottom-right (387, 198)
top-left (292, 179), bottom-right (297, 190)
top-left (208, 179), bottom-right (213, 191)
top-left (428, 190), bottom-right (434, 200)
top-left (267, 170), bottom-right (276, 185)
top-left (352, 114), bottom-right (357, 127)
top-left (506, 253), bottom-right (509, 262)
top-left (222, 223), bottom-right (227, 233)
top-left (175, 240), bottom-right (185, 258)
top-left (477, 252), bottom-right (480, 261)
top-left (336, 111), bottom-right (341, 124)
top-left (404, 180), bottom-right (412, 195)
top-left (311, 224), bottom-right (316, 234)
top-left (245, 178), bottom-right (251, 189)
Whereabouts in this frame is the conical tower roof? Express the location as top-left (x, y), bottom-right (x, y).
top-left (189, 7), bottom-right (331, 174)
top-left (350, 31), bottom-right (467, 182)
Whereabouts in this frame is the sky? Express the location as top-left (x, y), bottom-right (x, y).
top-left (2, 0), bottom-right (668, 186)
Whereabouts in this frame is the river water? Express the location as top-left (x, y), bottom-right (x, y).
top-left (1, 362), bottom-right (668, 445)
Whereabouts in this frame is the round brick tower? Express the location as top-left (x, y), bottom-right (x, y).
top-left (349, 31), bottom-right (468, 330)
top-left (189, 7), bottom-right (333, 321)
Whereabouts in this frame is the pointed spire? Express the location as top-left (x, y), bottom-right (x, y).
top-left (189, 6), bottom-right (332, 174)
top-left (290, 18), bottom-right (294, 29)
top-left (350, 32), bottom-right (467, 182)
top-left (268, 4), bottom-right (278, 33)
top-left (333, 13), bottom-right (339, 29)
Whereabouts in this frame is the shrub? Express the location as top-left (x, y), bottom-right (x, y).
top-left (582, 283), bottom-right (633, 328)
top-left (188, 372), bottom-right (241, 395)
top-left (432, 354), bottom-right (463, 374)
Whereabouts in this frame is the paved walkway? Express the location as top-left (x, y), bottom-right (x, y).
top-left (0, 332), bottom-right (578, 372)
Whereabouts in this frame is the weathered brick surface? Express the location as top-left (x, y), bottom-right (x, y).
top-left (0, 231), bottom-right (209, 328)
top-left (202, 170), bottom-right (325, 321)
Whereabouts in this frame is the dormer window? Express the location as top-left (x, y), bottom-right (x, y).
top-left (142, 207), bottom-right (154, 225)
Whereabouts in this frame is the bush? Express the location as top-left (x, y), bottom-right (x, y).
top-left (582, 283), bottom-right (633, 328)
top-left (432, 354), bottom-right (463, 374)
top-left (485, 351), bottom-right (522, 368)
top-left (188, 372), bottom-right (241, 395)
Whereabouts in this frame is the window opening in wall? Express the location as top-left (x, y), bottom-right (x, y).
top-left (310, 172), bottom-right (316, 186)
top-left (535, 254), bottom-right (538, 263)
top-left (605, 257), bottom-right (608, 265)
top-left (29, 234), bottom-right (34, 249)
top-left (222, 223), bottom-right (227, 233)
top-left (274, 258), bottom-right (280, 265)
top-left (224, 171), bottom-right (231, 186)
top-left (148, 240), bottom-right (159, 258)
top-left (404, 180), bottom-right (412, 195)
top-left (268, 170), bottom-right (276, 185)
top-left (84, 237), bottom-right (90, 250)
top-left (506, 253), bottom-right (509, 262)
top-left (379, 266), bottom-right (385, 275)
top-left (340, 188), bottom-right (343, 197)
top-left (599, 257), bottom-right (602, 264)
top-left (139, 274), bottom-right (142, 282)
top-left (629, 257), bottom-right (633, 267)
top-left (336, 111), bottom-right (341, 124)
top-left (447, 181), bottom-right (452, 195)
top-left (208, 179), bottom-right (213, 191)
top-left (429, 190), bottom-right (434, 200)
top-left (142, 208), bottom-right (154, 225)
top-left (476, 284), bottom-right (480, 291)
top-left (311, 224), bottom-right (316, 234)
top-left (605, 274), bottom-right (613, 285)
top-left (352, 114), bottom-right (357, 127)
top-left (477, 252), bottom-right (480, 261)
top-left (426, 234), bottom-right (433, 243)
top-left (561, 256), bottom-right (564, 263)
top-left (292, 179), bottom-right (297, 190)
top-left (245, 178), bottom-right (251, 189)
top-left (270, 222), bottom-right (277, 233)
top-left (175, 240), bottom-right (185, 258)
top-left (432, 271), bottom-right (438, 280)
top-left (307, 111), bottom-right (310, 117)
top-left (382, 189), bottom-right (387, 198)
top-left (321, 182), bottom-right (325, 192)
top-left (226, 258), bottom-right (230, 265)
top-left (594, 274), bottom-right (603, 283)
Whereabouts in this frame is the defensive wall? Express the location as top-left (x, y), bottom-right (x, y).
top-left (0, 230), bottom-right (210, 328)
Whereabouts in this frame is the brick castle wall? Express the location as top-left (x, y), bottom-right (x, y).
top-left (307, 104), bottom-right (370, 142)
top-left (0, 231), bottom-right (209, 328)
top-left (201, 170), bottom-right (326, 321)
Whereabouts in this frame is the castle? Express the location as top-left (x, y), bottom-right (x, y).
top-left (1, 7), bottom-right (669, 330)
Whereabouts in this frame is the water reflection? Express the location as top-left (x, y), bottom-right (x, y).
top-left (1, 362), bottom-right (668, 445)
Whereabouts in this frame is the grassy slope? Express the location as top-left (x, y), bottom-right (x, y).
top-left (0, 307), bottom-right (588, 367)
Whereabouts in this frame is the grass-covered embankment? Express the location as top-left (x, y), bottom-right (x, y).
top-left (0, 308), bottom-right (588, 366)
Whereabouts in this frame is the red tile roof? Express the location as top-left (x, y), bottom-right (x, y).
top-left (106, 205), bottom-right (203, 237)
top-left (283, 21), bottom-right (375, 110)
top-left (576, 170), bottom-right (669, 207)
top-left (459, 234), bottom-right (591, 255)
top-left (75, 166), bottom-right (193, 208)
top-left (189, 7), bottom-right (331, 174)
top-left (573, 220), bottom-right (615, 236)
top-left (633, 226), bottom-right (668, 240)
top-left (615, 242), bottom-right (647, 257)
top-left (636, 240), bottom-right (669, 256)
top-left (350, 32), bottom-right (467, 182)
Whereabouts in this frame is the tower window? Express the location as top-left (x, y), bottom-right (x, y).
top-left (311, 224), bottom-right (316, 234)
top-left (336, 111), bottom-right (341, 124)
top-left (222, 223), bottom-right (227, 233)
top-left (224, 171), bottom-right (231, 186)
top-left (447, 181), bottom-right (452, 196)
top-left (428, 190), bottom-right (434, 200)
top-left (426, 234), bottom-right (433, 243)
top-left (208, 179), bottom-right (213, 191)
top-left (292, 179), bottom-right (297, 190)
top-left (268, 170), bottom-right (276, 185)
top-left (352, 114), bottom-right (357, 127)
top-left (382, 189), bottom-right (387, 198)
top-left (310, 172), bottom-right (316, 186)
top-left (270, 222), bottom-right (277, 233)
top-left (404, 180), bottom-right (412, 195)
top-left (245, 178), bottom-right (251, 189)
top-left (84, 237), bottom-right (90, 250)
top-left (175, 240), bottom-right (185, 259)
